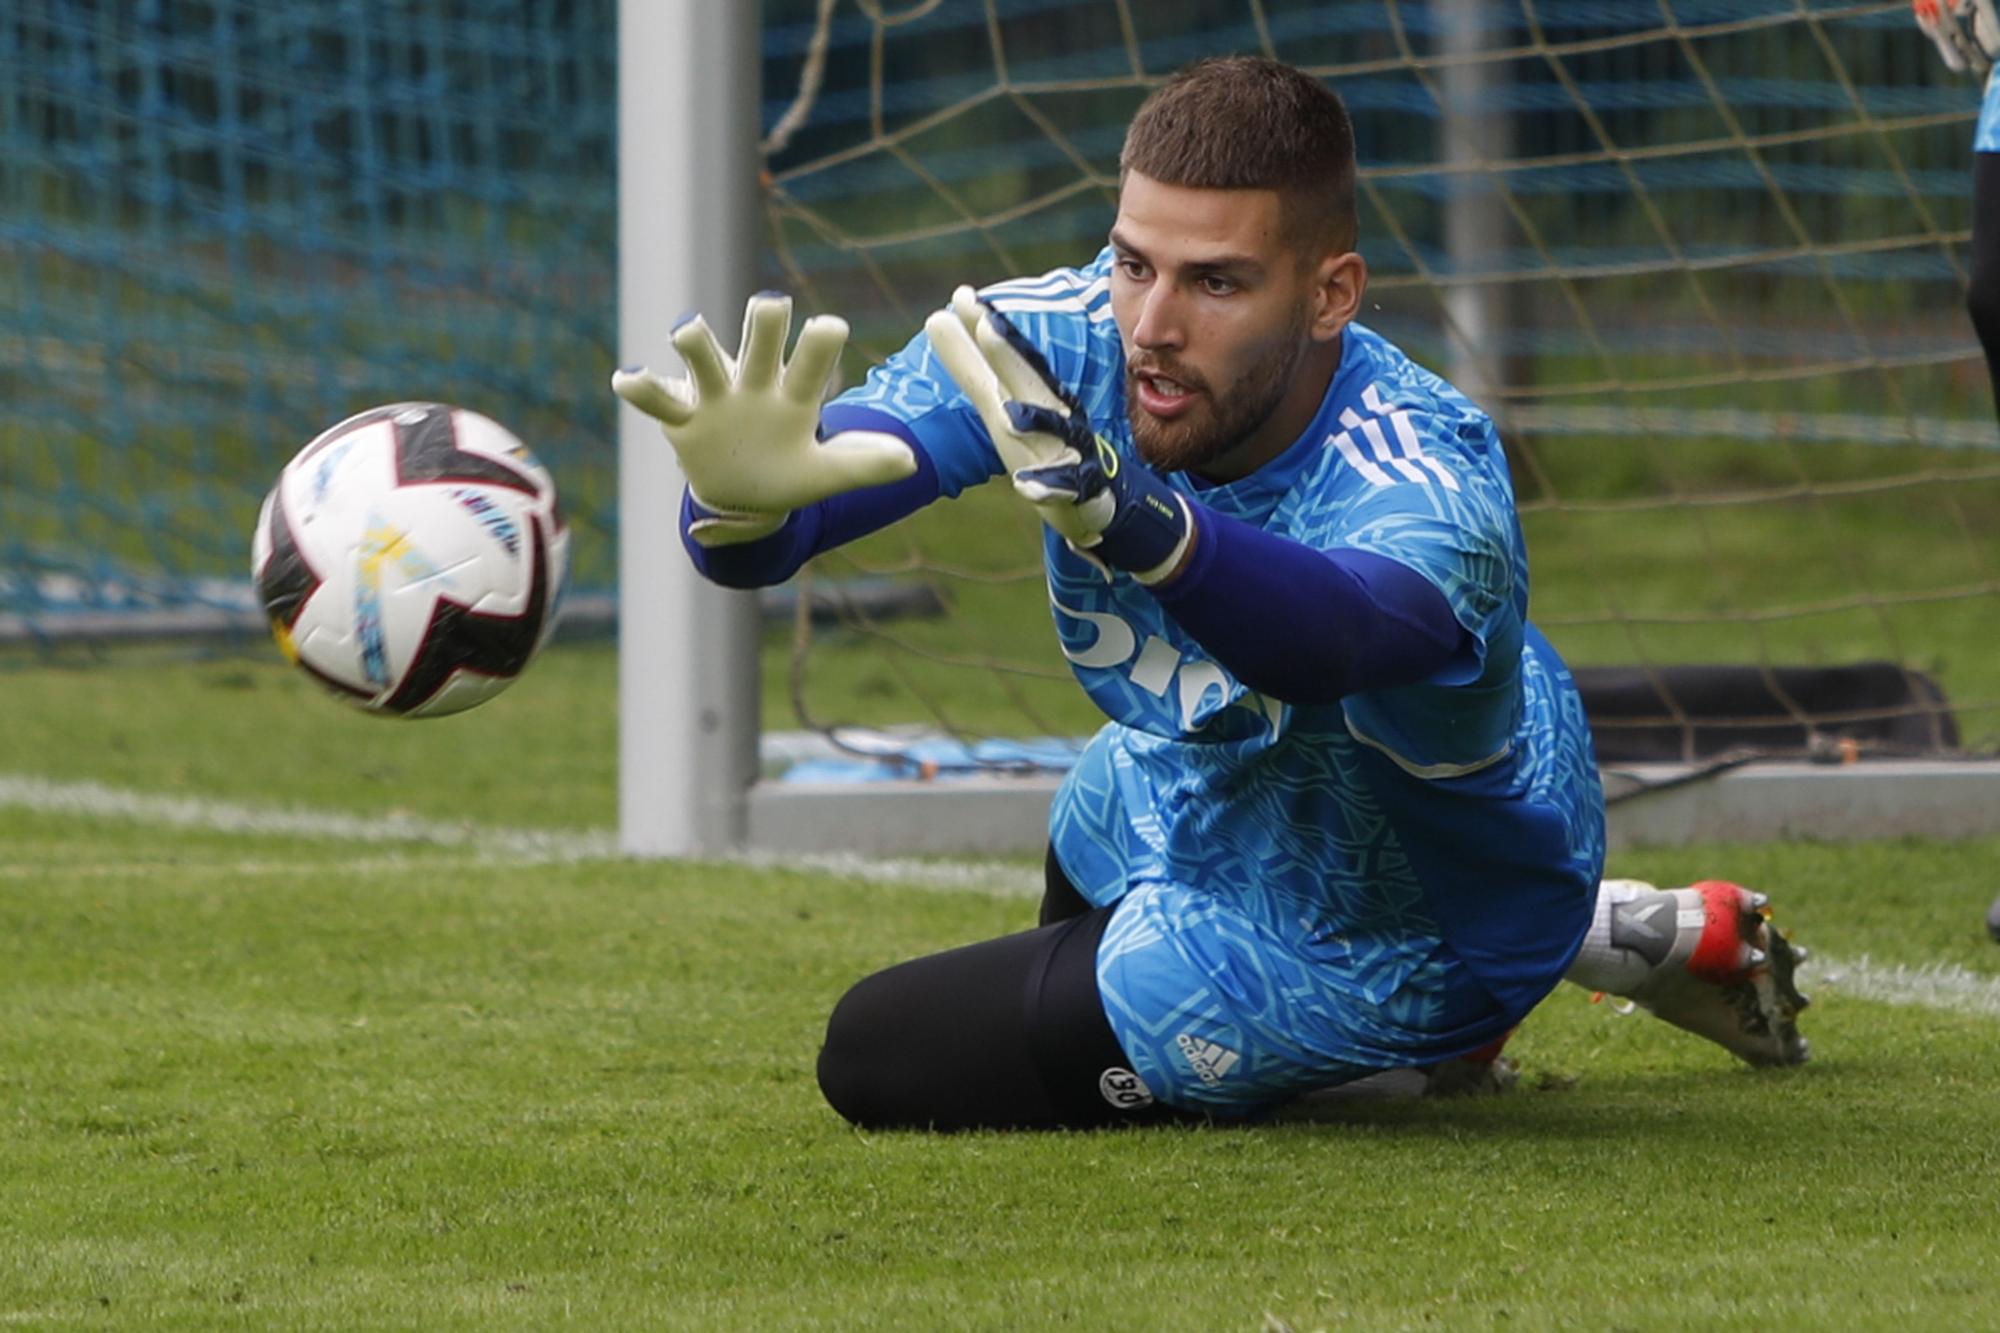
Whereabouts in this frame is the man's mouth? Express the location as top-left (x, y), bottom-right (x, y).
top-left (1131, 368), bottom-right (1201, 417)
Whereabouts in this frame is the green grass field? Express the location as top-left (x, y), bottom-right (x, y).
top-left (5, 646), bottom-right (2000, 1329)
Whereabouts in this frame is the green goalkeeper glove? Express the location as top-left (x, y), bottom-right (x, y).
top-left (1916, 0), bottom-right (2000, 73)
top-left (612, 292), bottom-right (917, 546)
top-left (925, 285), bottom-right (1194, 584)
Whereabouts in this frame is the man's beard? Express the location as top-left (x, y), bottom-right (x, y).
top-left (1125, 316), bottom-right (1311, 474)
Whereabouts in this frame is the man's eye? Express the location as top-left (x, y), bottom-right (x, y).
top-left (1116, 258), bottom-right (1148, 280)
top-left (1200, 275), bottom-right (1237, 296)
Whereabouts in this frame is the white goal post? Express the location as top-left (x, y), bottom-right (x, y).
top-left (616, 0), bottom-right (763, 856)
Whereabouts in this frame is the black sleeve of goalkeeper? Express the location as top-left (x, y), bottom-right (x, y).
top-left (1968, 152), bottom-right (2000, 422)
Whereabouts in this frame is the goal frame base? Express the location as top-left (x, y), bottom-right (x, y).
top-left (743, 761), bottom-right (2000, 857)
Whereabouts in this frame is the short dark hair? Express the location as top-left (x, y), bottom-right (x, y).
top-left (1119, 56), bottom-right (1358, 253)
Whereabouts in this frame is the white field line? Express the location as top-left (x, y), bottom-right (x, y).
top-left (0, 773), bottom-right (617, 861)
top-left (733, 847), bottom-right (1038, 897)
top-left (0, 773), bottom-right (1041, 896)
top-left (0, 855), bottom-right (517, 880)
top-left (1810, 955), bottom-right (2000, 1019)
top-left (8, 774), bottom-right (1999, 1018)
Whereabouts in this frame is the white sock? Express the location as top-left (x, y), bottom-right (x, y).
top-left (1563, 879), bottom-right (1674, 996)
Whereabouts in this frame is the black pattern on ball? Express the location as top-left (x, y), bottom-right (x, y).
top-left (382, 513), bottom-right (552, 714)
top-left (255, 489), bottom-right (321, 631)
top-left (392, 405), bottom-right (540, 494)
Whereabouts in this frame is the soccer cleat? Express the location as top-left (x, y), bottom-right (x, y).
top-left (1611, 879), bottom-right (1812, 1067)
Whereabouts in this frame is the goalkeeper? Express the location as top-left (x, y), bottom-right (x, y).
top-left (614, 56), bottom-right (1810, 1128)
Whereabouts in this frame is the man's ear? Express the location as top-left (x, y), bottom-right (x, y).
top-left (1310, 250), bottom-right (1368, 343)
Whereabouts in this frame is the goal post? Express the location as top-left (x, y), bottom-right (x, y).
top-left (615, 0), bottom-right (764, 857)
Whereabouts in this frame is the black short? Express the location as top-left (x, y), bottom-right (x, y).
top-left (814, 846), bottom-right (1183, 1130)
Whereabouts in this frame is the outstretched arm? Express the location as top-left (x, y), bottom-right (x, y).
top-left (927, 287), bottom-right (1470, 702)
top-left (1150, 508), bottom-right (1467, 703)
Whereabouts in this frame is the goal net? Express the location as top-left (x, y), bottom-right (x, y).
top-left (0, 1), bottom-right (619, 637)
top-left (759, 0), bottom-right (2000, 763)
top-left (4, 1), bottom-right (1994, 772)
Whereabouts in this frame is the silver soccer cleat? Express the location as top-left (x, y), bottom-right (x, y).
top-left (1607, 878), bottom-right (1812, 1067)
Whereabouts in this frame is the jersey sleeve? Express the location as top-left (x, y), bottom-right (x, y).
top-left (826, 327), bottom-right (1004, 498)
top-left (1148, 510), bottom-right (1464, 704)
top-left (1284, 408), bottom-right (1526, 773)
top-left (829, 261), bottom-right (1116, 497)
top-left (1296, 418), bottom-right (1515, 665)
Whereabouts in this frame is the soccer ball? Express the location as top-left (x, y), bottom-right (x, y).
top-left (250, 402), bottom-right (570, 717)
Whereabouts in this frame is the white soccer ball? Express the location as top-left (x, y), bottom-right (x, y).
top-left (250, 402), bottom-right (570, 717)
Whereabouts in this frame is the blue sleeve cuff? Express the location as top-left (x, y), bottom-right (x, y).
top-left (806, 409), bottom-right (942, 549)
top-left (679, 491), bottom-right (813, 589)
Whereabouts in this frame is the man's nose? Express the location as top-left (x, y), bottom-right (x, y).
top-left (1131, 283), bottom-right (1183, 351)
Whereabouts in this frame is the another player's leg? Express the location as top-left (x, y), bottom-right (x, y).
top-left (1968, 151), bottom-right (2000, 422)
top-left (1970, 154), bottom-right (2000, 944)
top-left (1563, 878), bottom-right (1811, 1066)
top-left (815, 907), bottom-right (1188, 1130)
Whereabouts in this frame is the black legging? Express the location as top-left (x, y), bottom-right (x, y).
top-left (814, 846), bottom-right (1190, 1130)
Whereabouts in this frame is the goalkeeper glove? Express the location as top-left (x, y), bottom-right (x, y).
top-left (925, 285), bottom-right (1194, 584)
top-left (611, 292), bottom-right (917, 546)
top-left (1915, 0), bottom-right (2000, 73)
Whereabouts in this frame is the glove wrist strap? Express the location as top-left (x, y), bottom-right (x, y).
top-left (684, 488), bottom-right (787, 547)
top-left (1087, 476), bottom-right (1193, 582)
top-left (687, 487), bottom-right (780, 523)
top-left (1131, 499), bottom-right (1195, 586)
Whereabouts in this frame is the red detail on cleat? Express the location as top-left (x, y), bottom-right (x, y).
top-left (1686, 880), bottom-right (1751, 982)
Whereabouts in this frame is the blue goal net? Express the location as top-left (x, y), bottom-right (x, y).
top-left (2, 0), bottom-right (617, 638)
top-left (6, 1), bottom-right (1996, 746)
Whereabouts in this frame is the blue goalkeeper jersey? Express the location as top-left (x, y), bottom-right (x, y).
top-left (833, 250), bottom-right (1606, 1021)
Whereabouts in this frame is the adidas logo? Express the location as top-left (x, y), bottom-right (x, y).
top-left (1175, 1032), bottom-right (1241, 1086)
